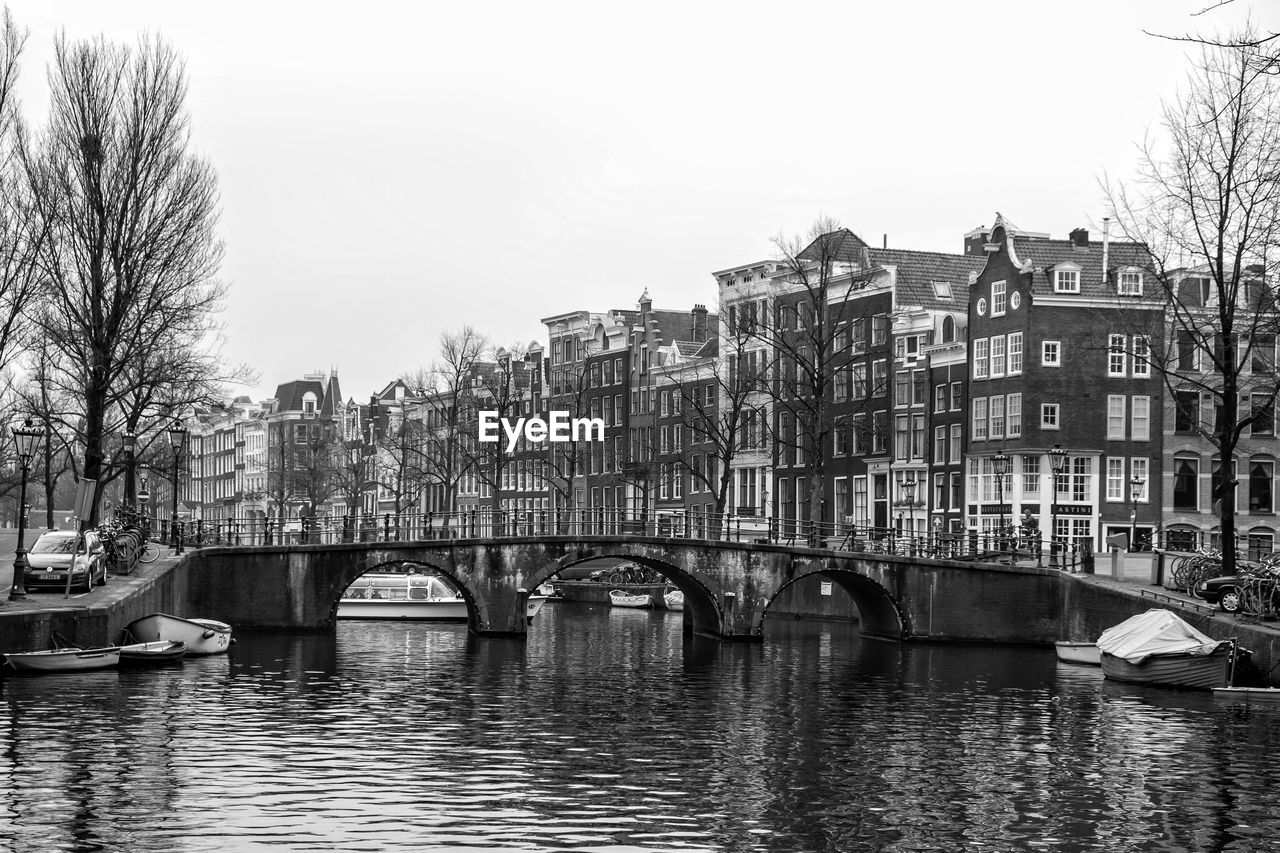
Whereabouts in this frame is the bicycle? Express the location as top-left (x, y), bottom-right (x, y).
top-left (137, 540), bottom-right (161, 563)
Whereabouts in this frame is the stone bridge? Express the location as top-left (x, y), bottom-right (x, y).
top-left (182, 536), bottom-right (1063, 644)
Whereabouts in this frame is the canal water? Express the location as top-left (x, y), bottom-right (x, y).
top-left (2, 603), bottom-right (1279, 852)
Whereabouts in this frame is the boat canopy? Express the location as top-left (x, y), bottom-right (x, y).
top-left (343, 572), bottom-right (457, 601)
top-left (1096, 609), bottom-right (1225, 665)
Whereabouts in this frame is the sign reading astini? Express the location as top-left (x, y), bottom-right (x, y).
top-left (478, 412), bottom-right (606, 452)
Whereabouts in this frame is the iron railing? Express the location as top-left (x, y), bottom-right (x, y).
top-left (146, 508), bottom-right (1094, 570)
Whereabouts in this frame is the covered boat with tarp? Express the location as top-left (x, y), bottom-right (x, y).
top-left (1097, 608), bottom-right (1236, 690)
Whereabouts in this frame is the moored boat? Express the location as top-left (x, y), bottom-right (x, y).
top-left (1054, 641), bottom-right (1100, 666)
top-left (3, 646), bottom-right (121, 674)
top-left (1213, 687), bottom-right (1280, 704)
top-left (338, 572), bottom-right (546, 623)
top-left (119, 640), bottom-right (187, 664)
top-left (1097, 609), bottom-right (1234, 690)
top-left (663, 589), bottom-right (684, 611)
top-left (125, 614), bottom-right (233, 655)
top-left (609, 589), bottom-right (652, 609)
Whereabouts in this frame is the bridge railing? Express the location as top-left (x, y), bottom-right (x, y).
top-left (162, 509), bottom-right (1092, 570)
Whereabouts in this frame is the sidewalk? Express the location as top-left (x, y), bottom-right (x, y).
top-left (0, 544), bottom-right (179, 617)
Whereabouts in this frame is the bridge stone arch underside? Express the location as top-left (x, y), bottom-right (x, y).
top-left (184, 538), bottom-right (1063, 645)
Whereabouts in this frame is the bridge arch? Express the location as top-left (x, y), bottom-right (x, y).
top-left (763, 567), bottom-right (906, 639)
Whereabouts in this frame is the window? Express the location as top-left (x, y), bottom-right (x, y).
top-left (934, 473), bottom-right (946, 509)
top-left (950, 472), bottom-right (963, 510)
top-left (872, 411), bottom-right (887, 454)
top-left (1130, 458), bottom-right (1150, 502)
top-left (912, 370), bottom-right (927, 406)
top-left (895, 415), bottom-right (909, 461)
top-left (934, 426), bottom-right (948, 463)
top-left (1107, 395), bottom-right (1126, 439)
top-left (1132, 395), bottom-right (1150, 441)
top-left (1177, 331), bottom-right (1199, 371)
top-left (1023, 456), bottom-right (1040, 496)
top-left (935, 384), bottom-right (948, 413)
top-left (852, 413), bottom-right (867, 455)
top-left (989, 395), bottom-right (1005, 440)
top-left (1008, 333), bottom-right (1023, 375)
top-left (950, 382), bottom-right (962, 411)
top-left (991, 280), bottom-right (1006, 317)
top-left (1007, 392), bottom-right (1022, 437)
top-left (972, 397), bottom-right (988, 441)
top-left (1070, 457), bottom-right (1093, 502)
top-left (1118, 270), bottom-right (1143, 296)
top-left (853, 363), bottom-right (868, 399)
top-left (1212, 458), bottom-right (1237, 512)
top-left (1175, 391), bottom-right (1200, 434)
top-left (1250, 459), bottom-right (1274, 513)
top-left (1106, 457), bottom-right (1125, 501)
top-left (933, 281), bottom-right (953, 300)
top-left (1132, 336), bottom-right (1150, 378)
top-left (1253, 334), bottom-right (1276, 374)
top-left (941, 315), bottom-right (956, 342)
top-left (1042, 403), bottom-right (1060, 430)
top-left (1108, 334), bottom-right (1127, 377)
top-left (872, 315), bottom-right (888, 346)
top-left (950, 424), bottom-right (961, 465)
top-left (851, 318), bottom-right (866, 353)
top-left (835, 428), bottom-right (849, 457)
top-left (912, 415), bottom-right (926, 460)
top-left (1042, 340), bottom-right (1061, 367)
top-left (974, 338), bottom-right (989, 380)
top-left (1055, 268), bottom-right (1080, 293)
top-left (1252, 394), bottom-right (1275, 436)
top-left (990, 336), bottom-right (1006, 378)
top-left (1174, 457), bottom-right (1199, 510)
top-left (872, 360), bottom-right (888, 397)
top-left (895, 371), bottom-right (911, 407)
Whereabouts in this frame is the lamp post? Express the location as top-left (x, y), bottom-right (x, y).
top-left (1049, 444), bottom-right (1068, 566)
top-left (9, 419), bottom-right (44, 601)
top-left (901, 477), bottom-right (917, 549)
top-left (992, 448), bottom-right (1009, 553)
top-left (123, 430), bottom-right (137, 508)
top-left (137, 473), bottom-right (151, 538)
top-left (1129, 475), bottom-right (1145, 553)
top-left (168, 420), bottom-right (188, 555)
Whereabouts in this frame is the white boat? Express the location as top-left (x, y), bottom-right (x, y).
top-left (337, 572), bottom-right (546, 622)
top-left (663, 589), bottom-right (685, 611)
top-left (1097, 609), bottom-right (1234, 690)
top-left (1054, 641), bottom-right (1100, 666)
top-left (1213, 687), bottom-right (1280, 704)
top-left (125, 613), bottom-right (233, 656)
top-left (119, 640), bottom-right (187, 664)
top-left (2, 646), bottom-right (121, 674)
top-left (609, 589), bottom-right (652, 609)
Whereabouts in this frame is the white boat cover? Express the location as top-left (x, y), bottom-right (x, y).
top-left (1095, 609), bottom-right (1224, 665)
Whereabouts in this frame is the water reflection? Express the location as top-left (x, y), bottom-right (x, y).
top-left (1, 604), bottom-right (1279, 851)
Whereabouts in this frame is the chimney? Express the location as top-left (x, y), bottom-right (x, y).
top-left (963, 225), bottom-right (992, 257)
top-left (1069, 227), bottom-right (1089, 248)
top-left (1102, 217), bottom-right (1111, 281)
top-left (638, 288), bottom-right (652, 319)
top-left (692, 304), bottom-right (708, 343)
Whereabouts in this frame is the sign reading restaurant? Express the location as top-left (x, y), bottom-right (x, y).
top-left (478, 411), bottom-right (606, 452)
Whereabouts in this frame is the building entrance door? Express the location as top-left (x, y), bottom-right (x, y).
top-left (873, 475), bottom-right (888, 537)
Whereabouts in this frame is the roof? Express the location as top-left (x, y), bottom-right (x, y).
top-left (867, 248), bottom-right (985, 310)
top-left (995, 226), bottom-right (1156, 299)
top-left (272, 379), bottom-right (326, 412)
top-left (798, 229), bottom-right (871, 263)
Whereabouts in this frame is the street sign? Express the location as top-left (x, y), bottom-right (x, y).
top-left (73, 478), bottom-right (97, 523)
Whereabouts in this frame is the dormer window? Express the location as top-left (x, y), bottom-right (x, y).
top-left (1054, 264), bottom-right (1081, 294)
top-left (1118, 269), bottom-right (1143, 296)
top-left (932, 281), bottom-right (953, 300)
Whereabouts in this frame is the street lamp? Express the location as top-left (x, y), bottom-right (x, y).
top-left (1129, 474), bottom-right (1145, 553)
top-left (9, 419), bottom-right (44, 600)
top-left (123, 430), bottom-right (137, 508)
top-left (1049, 444), bottom-right (1068, 566)
top-left (137, 473), bottom-right (151, 538)
top-left (992, 448), bottom-right (1009, 552)
top-left (901, 477), bottom-right (917, 545)
top-left (168, 420), bottom-right (188, 555)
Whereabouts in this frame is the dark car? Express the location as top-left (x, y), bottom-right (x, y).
top-left (24, 530), bottom-right (106, 592)
top-left (1197, 574), bottom-right (1244, 613)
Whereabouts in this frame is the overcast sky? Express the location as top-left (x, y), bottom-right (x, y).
top-left (9, 1), bottom-right (1280, 403)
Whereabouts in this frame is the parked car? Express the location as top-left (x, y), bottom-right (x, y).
top-left (1196, 575), bottom-right (1241, 613)
top-left (24, 530), bottom-right (106, 592)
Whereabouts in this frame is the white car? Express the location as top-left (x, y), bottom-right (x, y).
top-left (24, 530), bottom-right (107, 592)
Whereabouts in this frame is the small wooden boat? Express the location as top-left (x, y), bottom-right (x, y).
top-left (609, 589), bottom-right (652, 609)
top-left (663, 589), bottom-right (685, 611)
top-left (1213, 687), bottom-right (1280, 704)
top-left (119, 640), bottom-right (187, 664)
top-left (125, 614), bottom-right (233, 655)
top-left (1054, 641), bottom-right (1100, 666)
top-left (1097, 609), bottom-right (1234, 690)
top-left (3, 646), bottom-right (121, 674)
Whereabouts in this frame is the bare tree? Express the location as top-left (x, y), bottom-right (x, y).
top-left (462, 343), bottom-right (535, 529)
top-left (1107, 33), bottom-right (1280, 573)
top-left (18, 34), bottom-right (236, 522)
top-left (544, 341), bottom-right (599, 533)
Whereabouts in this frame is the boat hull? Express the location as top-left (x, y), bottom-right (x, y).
top-left (663, 590), bottom-right (684, 612)
top-left (1213, 687), bottom-right (1280, 704)
top-left (119, 641), bottom-right (187, 664)
top-left (1101, 649), bottom-right (1231, 690)
top-left (337, 596), bottom-right (547, 623)
top-left (3, 647), bottom-right (120, 674)
top-left (1055, 642), bottom-right (1101, 666)
top-left (609, 590), bottom-right (652, 608)
top-left (126, 614), bottom-right (232, 656)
